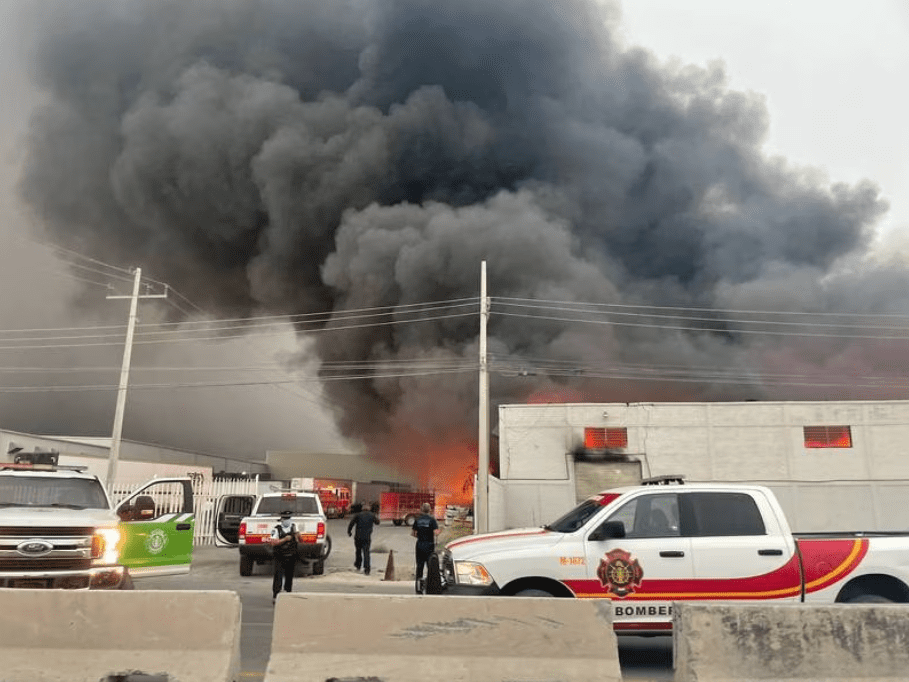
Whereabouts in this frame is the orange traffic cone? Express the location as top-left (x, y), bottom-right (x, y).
top-left (383, 550), bottom-right (396, 581)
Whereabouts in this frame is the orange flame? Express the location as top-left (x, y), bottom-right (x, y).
top-left (371, 429), bottom-right (477, 505)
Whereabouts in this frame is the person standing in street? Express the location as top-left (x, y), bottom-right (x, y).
top-left (347, 500), bottom-right (380, 575)
top-left (412, 502), bottom-right (440, 593)
top-left (268, 510), bottom-right (300, 604)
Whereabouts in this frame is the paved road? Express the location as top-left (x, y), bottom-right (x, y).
top-left (140, 518), bottom-right (673, 680)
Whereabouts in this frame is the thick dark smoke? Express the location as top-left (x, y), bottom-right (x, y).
top-left (16, 0), bottom-right (906, 481)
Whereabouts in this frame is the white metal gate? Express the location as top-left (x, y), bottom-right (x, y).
top-left (112, 475), bottom-right (260, 545)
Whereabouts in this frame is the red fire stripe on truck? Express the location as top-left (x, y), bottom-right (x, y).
top-left (799, 538), bottom-right (869, 593)
top-left (567, 539), bottom-right (867, 600)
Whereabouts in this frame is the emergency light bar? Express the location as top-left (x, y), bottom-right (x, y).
top-left (11, 449), bottom-right (60, 466)
top-left (641, 475), bottom-right (685, 486)
top-left (0, 463), bottom-right (88, 473)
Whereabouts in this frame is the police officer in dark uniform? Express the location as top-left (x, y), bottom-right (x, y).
top-left (269, 510), bottom-right (300, 604)
top-left (347, 500), bottom-right (380, 575)
top-left (411, 502), bottom-right (440, 593)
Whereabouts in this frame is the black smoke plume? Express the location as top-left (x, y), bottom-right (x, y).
top-left (15, 0), bottom-right (904, 482)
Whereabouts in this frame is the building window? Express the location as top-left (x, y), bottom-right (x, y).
top-left (584, 427), bottom-right (628, 449)
top-left (803, 425), bottom-right (853, 449)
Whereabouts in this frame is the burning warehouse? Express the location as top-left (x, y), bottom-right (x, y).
top-left (492, 401), bottom-right (909, 534)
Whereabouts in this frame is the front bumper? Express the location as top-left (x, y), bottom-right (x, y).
top-left (443, 583), bottom-right (501, 596)
top-left (0, 565), bottom-right (125, 589)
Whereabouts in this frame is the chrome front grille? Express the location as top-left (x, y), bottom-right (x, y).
top-left (0, 531), bottom-right (93, 572)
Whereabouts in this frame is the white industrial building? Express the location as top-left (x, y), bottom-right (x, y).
top-left (491, 401), bottom-right (909, 533)
top-left (0, 428), bottom-right (268, 487)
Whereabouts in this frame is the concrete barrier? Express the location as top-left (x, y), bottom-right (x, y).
top-left (674, 602), bottom-right (909, 681)
top-left (266, 593), bottom-right (621, 682)
top-left (0, 589), bottom-right (241, 682)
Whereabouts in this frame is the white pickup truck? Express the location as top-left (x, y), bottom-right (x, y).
top-left (215, 490), bottom-right (331, 576)
top-left (0, 453), bottom-right (194, 589)
top-left (439, 477), bottom-right (909, 634)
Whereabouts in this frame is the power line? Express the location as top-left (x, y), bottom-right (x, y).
top-left (11, 234), bottom-right (134, 276)
top-left (493, 300), bottom-right (909, 332)
top-left (494, 296), bottom-right (909, 322)
top-left (493, 310), bottom-right (909, 341)
top-left (0, 311), bottom-right (478, 350)
top-left (0, 298), bottom-right (479, 335)
top-left (0, 366), bottom-right (478, 393)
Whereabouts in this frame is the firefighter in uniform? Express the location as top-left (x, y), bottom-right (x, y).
top-left (411, 502), bottom-right (441, 593)
top-left (347, 500), bottom-right (380, 575)
top-left (269, 510), bottom-right (301, 604)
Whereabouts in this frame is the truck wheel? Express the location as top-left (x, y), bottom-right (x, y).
top-left (321, 535), bottom-right (332, 559)
top-left (312, 559), bottom-right (325, 576)
top-left (515, 588), bottom-right (555, 597)
top-left (392, 519), bottom-right (403, 526)
top-left (240, 554), bottom-right (254, 577)
top-left (846, 594), bottom-right (893, 603)
top-left (404, 514), bottom-right (415, 527)
top-left (426, 554), bottom-right (443, 594)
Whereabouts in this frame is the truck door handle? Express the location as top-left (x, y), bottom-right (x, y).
top-left (176, 523), bottom-right (192, 531)
top-left (758, 549), bottom-right (783, 556)
top-left (659, 551), bottom-right (685, 558)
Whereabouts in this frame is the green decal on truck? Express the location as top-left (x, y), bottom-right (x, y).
top-left (115, 478), bottom-right (195, 577)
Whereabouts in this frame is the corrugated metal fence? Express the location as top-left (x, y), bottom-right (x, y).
top-left (111, 475), bottom-right (260, 546)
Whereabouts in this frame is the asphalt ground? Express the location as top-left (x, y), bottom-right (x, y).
top-left (139, 518), bottom-right (673, 680)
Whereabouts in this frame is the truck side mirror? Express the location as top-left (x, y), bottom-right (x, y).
top-left (589, 520), bottom-right (626, 541)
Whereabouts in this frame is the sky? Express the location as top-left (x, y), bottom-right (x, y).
top-left (0, 0), bottom-right (907, 480)
top-left (618, 1), bottom-right (909, 248)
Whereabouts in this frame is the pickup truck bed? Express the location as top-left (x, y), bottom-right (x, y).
top-left (234, 491), bottom-right (331, 576)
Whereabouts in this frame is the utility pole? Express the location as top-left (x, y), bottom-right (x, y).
top-left (477, 261), bottom-right (490, 534)
top-left (105, 268), bottom-right (167, 491)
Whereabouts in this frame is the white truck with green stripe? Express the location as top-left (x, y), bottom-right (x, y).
top-left (0, 451), bottom-right (193, 589)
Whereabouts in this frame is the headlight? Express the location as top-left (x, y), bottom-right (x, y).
top-left (454, 560), bottom-right (493, 586)
top-left (91, 527), bottom-right (121, 565)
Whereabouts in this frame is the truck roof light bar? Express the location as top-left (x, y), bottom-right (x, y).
top-left (0, 463), bottom-right (89, 473)
top-left (641, 475), bottom-right (685, 485)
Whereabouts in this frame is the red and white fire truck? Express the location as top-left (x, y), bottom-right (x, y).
top-left (316, 485), bottom-right (351, 519)
top-left (379, 490), bottom-right (436, 526)
top-left (439, 476), bottom-right (909, 634)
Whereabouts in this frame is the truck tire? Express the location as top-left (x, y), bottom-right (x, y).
top-left (240, 554), bottom-right (254, 577)
top-left (321, 535), bottom-right (332, 559)
top-left (515, 588), bottom-right (555, 597)
top-left (393, 519), bottom-right (403, 526)
top-left (846, 594), bottom-right (893, 603)
top-left (404, 514), bottom-right (415, 527)
top-left (426, 554), bottom-right (443, 594)
top-left (312, 559), bottom-right (325, 576)
top-left (118, 570), bottom-right (135, 590)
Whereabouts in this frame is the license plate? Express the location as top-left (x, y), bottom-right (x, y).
top-left (10, 579), bottom-right (51, 589)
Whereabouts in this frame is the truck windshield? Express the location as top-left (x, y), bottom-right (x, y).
top-left (256, 496), bottom-right (319, 515)
top-left (545, 499), bottom-right (604, 533)
top-left (0, 477), bottom-right (109, 509)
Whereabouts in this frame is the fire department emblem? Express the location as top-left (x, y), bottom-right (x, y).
top-left (145, 529), bottom-right (169, 555)
top-left (597, 548), bottom-right (644, 598)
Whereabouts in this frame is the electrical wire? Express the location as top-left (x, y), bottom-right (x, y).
top-left (0, 298), bottom-right (479, 336)
top-left (0, 311), bottom-right (478, 350)
top-left (493, 300), bottom-right (909, 333)
top-left (0, 366), bottom-right (478, 393)
top-left (493, 296), bottom-right (909, 322)
top-left (493, 310), bottom-right (909, 341)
